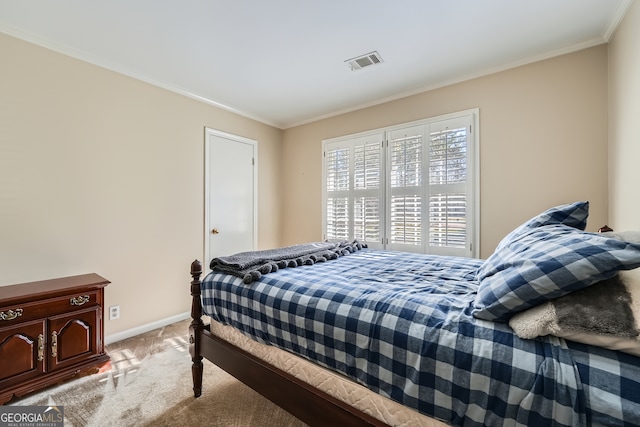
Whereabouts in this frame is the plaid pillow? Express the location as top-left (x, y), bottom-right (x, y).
top-left (492, 201), bottom-right (589, 253)
top-left (473, 224), bottom-right (640, 322)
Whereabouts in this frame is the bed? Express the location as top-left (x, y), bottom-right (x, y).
top-left (188, 201), bottom-right (640, 426)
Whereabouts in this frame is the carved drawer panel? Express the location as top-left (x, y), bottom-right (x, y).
top-left (0, 320), bottom-right (46, 389)
top-left (0, 291), bottom-right (101, 325)
top-left (48, 307), bottom-right (100, 372)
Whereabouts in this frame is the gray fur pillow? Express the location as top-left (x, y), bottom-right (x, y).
top-left (509, 231), bottom-right (640, 356)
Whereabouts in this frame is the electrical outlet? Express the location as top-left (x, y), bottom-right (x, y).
top-left (109, 305), bottom-right (120, 320)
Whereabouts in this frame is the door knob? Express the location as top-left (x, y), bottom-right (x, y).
top-left (211, 228), bottom-right (220, 234)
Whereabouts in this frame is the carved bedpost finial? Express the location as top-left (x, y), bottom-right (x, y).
top-left (190, 259), bottom-right (203, 314)
top-left (191, 259), bottom-right (202, 279)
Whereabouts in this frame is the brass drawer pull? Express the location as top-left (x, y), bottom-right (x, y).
top-left (70, 295), bottom-right (90, 306)
top-left (0, 308), bottom-right (23, 321)
top-left (51, 331), bottom-right (58, 358)
top-left (37, 334), bottom-right (44, 362)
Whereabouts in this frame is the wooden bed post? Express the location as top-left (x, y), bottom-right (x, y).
top-left (189, 259), bottom-right (204, 398)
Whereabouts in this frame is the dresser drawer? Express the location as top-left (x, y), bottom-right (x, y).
top-left (0, 290), bottom-right (101, 326)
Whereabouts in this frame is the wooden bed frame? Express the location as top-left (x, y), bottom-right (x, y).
top-left (188, 259), bottom-right (392, 426)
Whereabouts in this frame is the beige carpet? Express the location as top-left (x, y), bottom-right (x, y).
top-left (8, 321), bottom-right (308, 427)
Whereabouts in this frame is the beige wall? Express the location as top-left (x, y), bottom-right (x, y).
top-left (0, 33), bottom-right (283, 336)
top-left (282, 46), bottom-right (609, 258)
top-left (608, 1), bottom-right (640, 230)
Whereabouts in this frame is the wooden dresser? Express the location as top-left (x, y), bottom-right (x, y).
top-left (0, 274), bottom-right (110, 404)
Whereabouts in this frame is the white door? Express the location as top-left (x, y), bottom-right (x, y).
top-left (205, 128), bottom-right (257, 268)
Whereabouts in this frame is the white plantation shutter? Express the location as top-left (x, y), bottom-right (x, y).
top-left (390, 195), bottom-right (421, 245)
top-left (326, 196), bottom-right (349, 240)
top-left (429, 194), bottom-right (466, 248)
top-left (325, 144), bottom-right (350, 241)
top-left (323, 110), bottom-right (477, 257)
top-left (323, 133), bottom-right (384, 248)
top-left (354, 196), bottom-right (380, 242)
top-left (427, 117), bottom-right (471, 256)
top-left (353, 135), bottom-right (382, 243)
top-left (388, 125), bottom-right (424, 251)
top-left (354, 140), bottom-right (381, 190)
top-left (325, 146), bottom-right (350, 192)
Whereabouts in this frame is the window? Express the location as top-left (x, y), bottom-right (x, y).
top-left (322, 109), bottom-right (478, 257)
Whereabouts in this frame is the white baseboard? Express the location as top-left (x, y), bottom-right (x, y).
top-left (104, 311), bottom-right (191, 345)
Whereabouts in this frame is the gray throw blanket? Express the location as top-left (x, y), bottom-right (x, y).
top-left (210, 240), bottom-right (366, 284)
top-left (553, 274), bottom-right (638, 337)
top-left (510, 271), bottom-right (640, 339)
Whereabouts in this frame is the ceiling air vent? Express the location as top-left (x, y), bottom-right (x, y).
top-left (345, 51), bottom-right (383, 71)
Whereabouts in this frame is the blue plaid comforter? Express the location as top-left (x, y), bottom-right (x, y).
top-left (201, 249), bottom-right (640, 426)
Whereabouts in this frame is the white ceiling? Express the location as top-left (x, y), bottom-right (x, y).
top-left (0, 0), bottom-right (633, 129)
